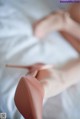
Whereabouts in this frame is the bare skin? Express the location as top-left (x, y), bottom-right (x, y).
top-left (6, 60), bottom-right (80, 101)
top-left (41, 59), bottom-right (80, 100)
top-left (32, 4), bottom-right (80, 100)
top-left (33, 10), bottom-right (70, 38)
top-left (33, 4), bottom-right (80, 39)
top-left (68, 3), bottom-right (80, 23)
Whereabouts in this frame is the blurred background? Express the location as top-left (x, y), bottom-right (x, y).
top-left (0, 0), bottom-right (80, 119)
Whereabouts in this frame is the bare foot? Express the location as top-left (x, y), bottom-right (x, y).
top-left (33, 10), bottom-right (70, 38)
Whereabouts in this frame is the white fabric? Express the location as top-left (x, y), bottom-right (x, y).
top-left (0, 0), bottom-right (79, 119)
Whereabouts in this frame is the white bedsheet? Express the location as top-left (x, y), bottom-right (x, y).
top-left (0, 0), bottom-right (80, 119)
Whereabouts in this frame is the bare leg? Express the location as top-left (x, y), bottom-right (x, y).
top-left (65, 3), bottom-right (80, 39)
top-left (37, 59), bottom-right (80, 101)
top-left (68, 3), bottom-right (80, 23)
top-left (33, 5), bottom-right (80, 39)
top-left (33, 11), bottom-right (69, 38)
top-left (60, 3), bottom-right (80, 53)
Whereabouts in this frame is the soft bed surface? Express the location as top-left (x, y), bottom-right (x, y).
top-left (0, 0), bottom-right (80, 119)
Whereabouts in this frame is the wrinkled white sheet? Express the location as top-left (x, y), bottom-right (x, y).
top-left (0, 0), bottom-right (80, 119)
